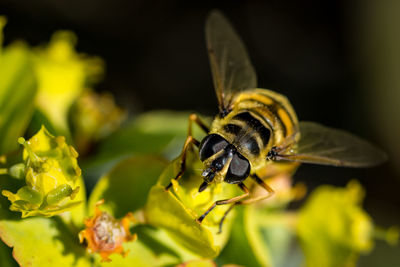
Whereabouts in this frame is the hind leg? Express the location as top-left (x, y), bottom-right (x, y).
top-left (218, 174), bottom-right (275, 233)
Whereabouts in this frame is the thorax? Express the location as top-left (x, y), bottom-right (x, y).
top-left (209, 88), bottom-right (299, 171)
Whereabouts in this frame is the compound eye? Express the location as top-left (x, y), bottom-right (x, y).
top-left (199, 134), bottom-right (229, 161)
top-left (225, 153), bottom-right (250, 184)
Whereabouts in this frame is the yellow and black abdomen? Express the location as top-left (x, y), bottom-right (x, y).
top-left (209, 88), bottom-right (299, 172)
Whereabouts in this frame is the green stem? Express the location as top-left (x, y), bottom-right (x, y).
top-left (373, 226), bottom-right (399, 245)
top-left (18, 137), bottom-right (41, 165)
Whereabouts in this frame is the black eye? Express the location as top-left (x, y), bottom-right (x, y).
top-left (199, 134), bottom-right (229, 161)
top-left (225, 153), bottom-right (250, 184)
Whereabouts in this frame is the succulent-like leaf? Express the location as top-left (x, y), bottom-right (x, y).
top-left (145, 149), bottom-right (238, 258)
top-left (0, 43), bottom-right (37, 154)
top-left (216, 207), bottom-right (261, 267)
top-left (244, 206), bottom-right (301, 267)
top-left (92, 225), bottom-right (184, 266)
top-left (0, 210), bottom-right (91, 267)
top-left (88, 156), bottom-right (167, 218)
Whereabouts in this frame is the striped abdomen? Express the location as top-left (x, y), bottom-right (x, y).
top-left (209, 88), bottom-right (299, 170)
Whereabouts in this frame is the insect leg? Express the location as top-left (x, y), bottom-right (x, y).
top-left (196, 182), bottom-right (250, 223)
top-left (164, 135), bottom-right (200, 191)
top-left (217, 202), bottom-right (237, 234)
top-left (188, 113), bottom-right (209, 135)
top-left (165, 114), bottom-right (208, 191)
top-left (217, 174), bottom-right (275, 233)
top-left (240, 174), bottom-right (275, 204)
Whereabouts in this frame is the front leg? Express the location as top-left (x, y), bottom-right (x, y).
top-left (164, 135), bottom-right (199, 190)
top-left (164, 114), bottom-right (209, 191)
top-left (188, 113), bottom-right (209, 135)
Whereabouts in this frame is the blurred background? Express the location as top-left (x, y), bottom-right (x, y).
top-left (1, 0), bottom-right (399, 264)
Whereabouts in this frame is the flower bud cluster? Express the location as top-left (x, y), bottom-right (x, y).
top-left (2, 126), bottom-right (81, 217)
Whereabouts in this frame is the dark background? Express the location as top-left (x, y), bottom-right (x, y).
top-left (1, 0), bottom-right (399, 250)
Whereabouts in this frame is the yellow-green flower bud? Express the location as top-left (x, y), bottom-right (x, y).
top-left (2, 126), bottom-right (82, 217)
top-left (8, 163), bottom-right (25, 179)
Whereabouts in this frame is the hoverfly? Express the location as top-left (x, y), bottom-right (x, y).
top-left (165, 10), bottom-right (387, 231)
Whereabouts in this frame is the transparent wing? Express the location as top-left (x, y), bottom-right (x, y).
top-left (275, 121), bottom-right (387, 167)
top-left (205, 10), bottom-right (257, 113)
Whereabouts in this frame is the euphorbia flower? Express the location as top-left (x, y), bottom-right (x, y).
top-left (79, 199), bottom-right (137, 262)
top-left (2, 126), bottom-right (81, 217)
top-left (297, 180), bottom-right (374, 267)
top-left (33, 30), bottom-right (104, 135)
top-left (71, 90), bottom-right (126, 154)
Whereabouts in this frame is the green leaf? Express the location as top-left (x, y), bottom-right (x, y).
top-left (0, 43), bottom-right (37, 154)
top-left (0, 214), bottom-right (91, 267)
top-left (0, 162), bottom-right (183, 267)
top-left (244, 206), bottom-right (302, 267)
top-left (145, 149), bottom-right (238, 258)
top-left (87, 169), bottom-right (198, 266)
top-left (218, 206), bottom-right (301, 267)
top-left (82, 111), bottom-right (208, 190)
top-left (87, 111), bottom-right (206, 162)
top-left (81, 111), bottom-right (187, 188)
top-left (91, 225), bottom-right (185, 267)
top-left (88, 156), bottom-right (167, 218)
top-left (216, 206), bottom-right (261, 267)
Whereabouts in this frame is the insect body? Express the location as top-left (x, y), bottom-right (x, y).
top-left (199, 88), bottom-right (299, 187)
top-left (165, 10), bottom-right (387, 230)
